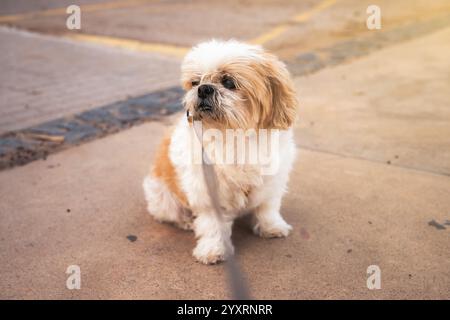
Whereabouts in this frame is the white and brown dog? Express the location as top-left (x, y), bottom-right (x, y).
top-left (143, 40), bottom-right (298, 264)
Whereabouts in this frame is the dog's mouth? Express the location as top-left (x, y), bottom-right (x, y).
top-left (197, 101), bottom-right (213, 112)
top-left (191, 100), bottom-right (223, 123)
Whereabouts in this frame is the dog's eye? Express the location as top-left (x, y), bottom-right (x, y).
top-left (191, 80), bottom-right (199, 87)
top-left (222, 77), bottom-right (236, 90)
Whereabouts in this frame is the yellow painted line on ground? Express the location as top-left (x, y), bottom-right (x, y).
top-left (66, 33), bottom-right (189, 58)
top-left (250, 24), bottom-right (290, 46)
top-left (251, 0), bottom-right (338, 45)
top-left (0, 0), bottom-right (337, 59)
top-left (293, 0), bottom-right (337, 23)
top-left (0, 0), bottom-right (149, 23)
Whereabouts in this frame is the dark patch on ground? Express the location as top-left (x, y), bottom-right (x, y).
top-left (288, 13), bottom-right (450, 76)
top-left (428, 220), bottom-right (446, 230)
top-left (127, 235), bottom-right (138, 242)
top-left (300, 227), bottom-right (310, 240)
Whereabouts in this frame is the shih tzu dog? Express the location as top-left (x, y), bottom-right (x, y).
top-left (143, 40), bottom-right (298, 264)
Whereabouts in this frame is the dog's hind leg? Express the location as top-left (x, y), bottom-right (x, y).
top-left (143, 175), bottom-right (193, 230)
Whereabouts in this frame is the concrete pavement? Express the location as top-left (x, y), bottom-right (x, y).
top-left (295, 26), bottom-right (450, 175)
top-left (3, 0), bottom-right (450, 60)
top-left (1, 26), bottom-right (449, 299)
top-left (0, 26), bottom-right (180, 134)
top-left (2, 0), bottom-right (450, 138)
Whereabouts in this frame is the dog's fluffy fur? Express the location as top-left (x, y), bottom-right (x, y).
top-left (143, 40), bottom-right (298, 264)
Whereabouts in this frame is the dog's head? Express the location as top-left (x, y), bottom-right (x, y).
top-left (181, 40), bottom-right (298, 130)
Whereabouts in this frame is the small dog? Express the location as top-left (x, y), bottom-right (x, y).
top-left (143, 40), bottom-right (298, 264)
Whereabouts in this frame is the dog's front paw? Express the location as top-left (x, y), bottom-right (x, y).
top-left (193, 238), bottom-right (234, 265)
top-left (253, 218), bottom-right (292, 238)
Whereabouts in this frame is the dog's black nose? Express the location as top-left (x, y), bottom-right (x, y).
top-left (197, 84), bottom-right (214, 99)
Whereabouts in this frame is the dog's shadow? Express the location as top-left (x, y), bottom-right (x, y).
top-left (231, 214), bottom-right (260, 252)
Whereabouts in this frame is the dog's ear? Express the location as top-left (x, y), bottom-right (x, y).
top-left (259, 53), bottom-right (298, 129)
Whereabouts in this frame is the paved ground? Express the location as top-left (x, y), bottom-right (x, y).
top-left (2, 0), bottom-right (450, 55)
top-left (0, 26), bottom-right (180, 134)
top-left (1, 0), bottom-right (450, 300)
top-left (2, 0), bottom-right (450, 134)
top-left (295, 27), bottom-right (450, 176)
top-left (1, 22), bottom-right (449, 299)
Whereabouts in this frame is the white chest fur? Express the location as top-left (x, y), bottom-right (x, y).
top-left (169, 117), bottom-right (296, 216)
